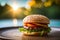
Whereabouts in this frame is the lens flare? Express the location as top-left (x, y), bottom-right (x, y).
top-left (12, 4), bottom-right (19, 10)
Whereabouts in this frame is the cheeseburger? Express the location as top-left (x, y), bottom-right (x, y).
top-left (19, 15), bottom-right (51, 36)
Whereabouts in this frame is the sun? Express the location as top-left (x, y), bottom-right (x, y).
top-left (12, 4), bottom-right (19, 10)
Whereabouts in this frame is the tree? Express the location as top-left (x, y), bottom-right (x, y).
top-left (28, 0), bottom-right (60, 19)
top-left (0, 3), bottom-right (12, 19)
top-left (0, 4), bottom-right (3, 15)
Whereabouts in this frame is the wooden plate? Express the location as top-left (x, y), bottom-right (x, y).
top-left (0, 26), bottom-right (60, 40)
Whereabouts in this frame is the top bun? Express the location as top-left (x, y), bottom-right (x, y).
top-left (23, 15), bottom-right (50, 24)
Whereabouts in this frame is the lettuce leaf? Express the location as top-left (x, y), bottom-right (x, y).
top-left (19, 27), bottom-right (51, 33)
top-left (19, 27), bottom-right (51, 36)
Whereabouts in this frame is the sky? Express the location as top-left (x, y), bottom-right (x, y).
top-left (0, 0), bottom-right (30, 8)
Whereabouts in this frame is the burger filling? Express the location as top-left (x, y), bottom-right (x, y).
top-left (19, 27), bottom-right (50, 32)
top-left (19, 27), bottom-right (50, 36)
top-left (19, 23), bottom-right (51, 36)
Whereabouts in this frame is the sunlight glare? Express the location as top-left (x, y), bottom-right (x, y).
top-left (12, 4), bottom-right (19, 10)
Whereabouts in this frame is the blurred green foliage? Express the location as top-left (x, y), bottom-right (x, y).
top-left (29, 0), bottom-right (60, 19)
top-left (0, 0), bottom-right (60, 19)
top-left (0, 3), bottom-right (27, 19)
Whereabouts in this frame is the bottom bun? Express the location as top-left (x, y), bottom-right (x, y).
top-left (23, 32), bottom-right (47, 36)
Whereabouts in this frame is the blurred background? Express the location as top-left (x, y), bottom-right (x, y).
top-left (0, 0), bottom-right (60, 28)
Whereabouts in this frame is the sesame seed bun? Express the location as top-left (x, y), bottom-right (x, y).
top-left (23, 15), bottom-right (50, 24)
top-left (23, 32), bottom-right (47, 36)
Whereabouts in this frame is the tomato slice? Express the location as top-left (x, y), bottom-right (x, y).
top-left (24, 23), bottom-right (37, 28)
top-left (24, 22), bottom-right (48, 28)
top-left (27, 24), bottom-right (36, 27)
